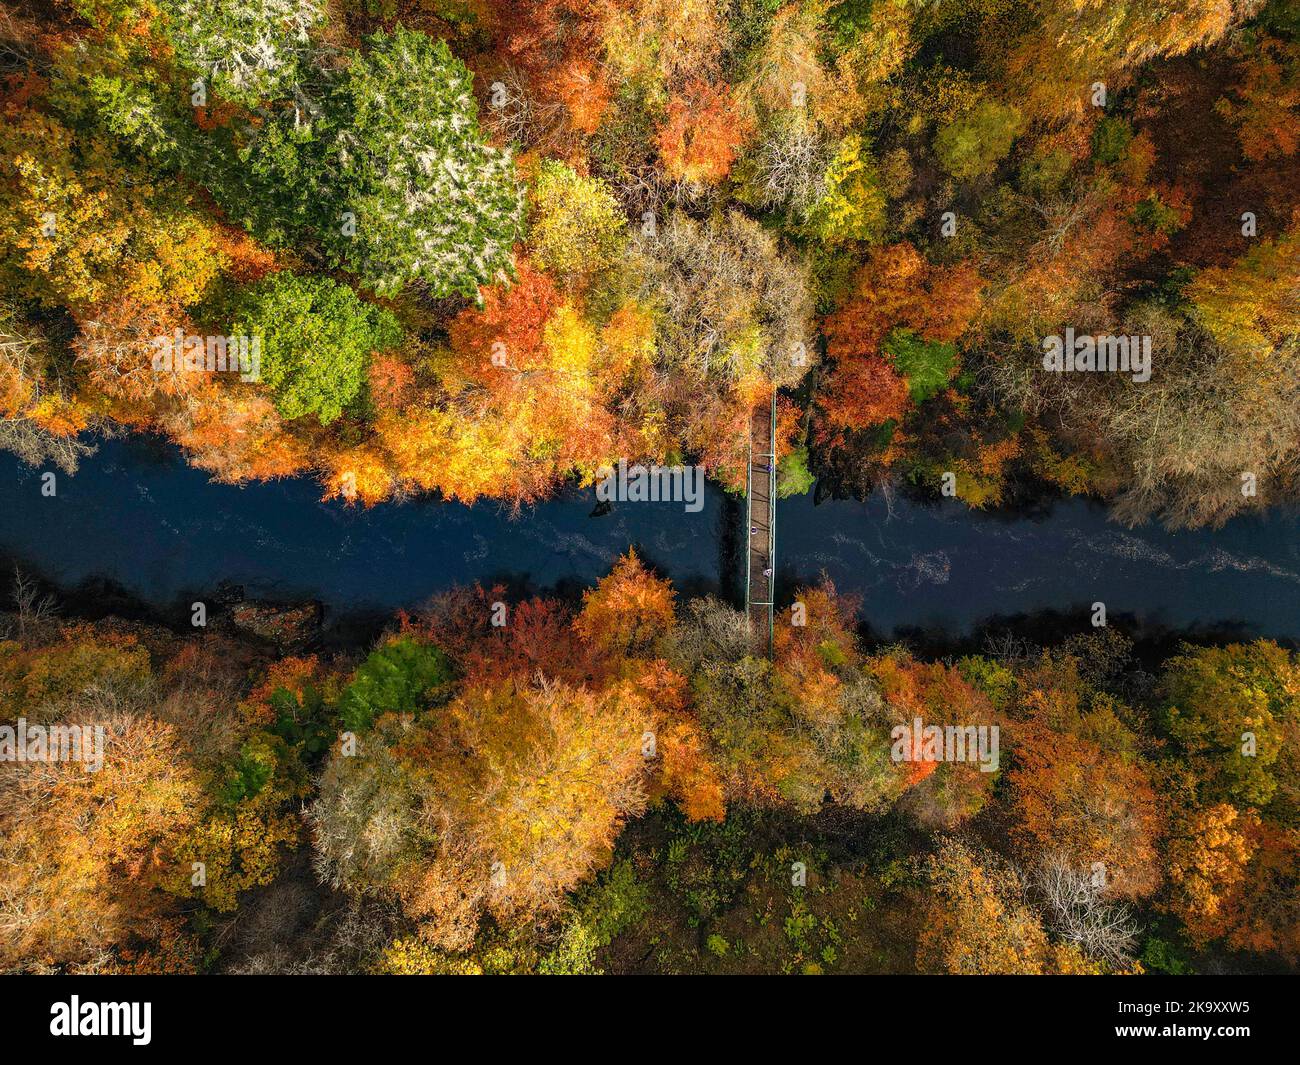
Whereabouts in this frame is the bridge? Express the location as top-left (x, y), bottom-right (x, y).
top-left (744, 395), bottom-right (777, 658)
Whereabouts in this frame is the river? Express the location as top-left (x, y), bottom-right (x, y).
top-left (2, 435), bottom-right (1298, 643)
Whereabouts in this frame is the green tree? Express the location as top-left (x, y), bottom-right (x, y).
top-left (223, 271), bottom-right (402, 424)
top-left (48, 33), bottom-right (191, 171)
top-left (337, 635), bottom-right (454, 733)
top-left (158, 0), bottom-right (327, 106)
top-left (933, 100), bottom-right (1025, 181)
top-left (1091, 116), bottom-right (1135, 164)
top-left (883, 328), bottom-right (957, 403)
top-left (302, 27), bottom-right (524, 296)
top-left (776, 445), bottom-right (815, 497)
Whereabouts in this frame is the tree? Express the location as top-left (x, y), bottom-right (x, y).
top-left (527, 161), bottom-right (627, 279)
top-left (1207, 821), bottom-right (1300, 962)
top-left (631, 210), bottom-right (814, 389)
top-left (1215, 36), bottom-right (1300, 162)
top-left (0, 711), bottom-right (204, 968)
top-left (169, 732), bottom-right (305, 912)
top-left (165, 387), bottom-right (310, 483)
top-left (1032, 853), bottom-right (1141, 969)
top-left (1008, 667), bottom-right (1163, 899)
top-left (298, 27), bottom-right (524, 297)
top-left (572, 553), bottom-right (726, 819)
top-left (1187, 216), bottom-right (1300, 359)
top-left (823, 243), bottom-right (982, 360)
top-left (47, 28), bottom-right (198, 173)
top-left (665, 585), bottom-right (908, 815)
top-left (933, 99), bottom-right (1026, 181)
top-left (882, 328), bottom-right (957, 403)
top-left (1102, 313), bottom-right (1300, 528)
top-left (870, 648), bottom-right (1000, 828)
top-left (447, 260), bottom-right (561, 379)
top-left (158, 0), bottom-right (327, 105)
top-left (742, 117), bottom-right (833, 220)
top-left (434, 263), bottom-right (621, 503)
top-left (1161, 641), bottom-right (1298, 811)
top-left (222, 270), bottom-right (402, 424)
top-left (817, 354), bottom-right (910, 433)
top-left (0, 630), bottom-right (204, 969)
top-left (573, 550), bottom-right (677, 663)
top-left (917, 838), bottom-right (1050, 974)
top-left (799, 133), bottom-right (887, 244)
top-left (738, 0), bottom-right (904, 136)
top-left (1007, 0), bottom-right (1249, 119)
top-left (1164, 801), bottom-right (1257, 943)
top-left (656, 80), bottom-right (752, 186)
top-left (336, 635), bottom-right (454, 733)
top-left (0, 298), bottom-right (95, 473)
top-left (818, 243), bottom-right (981, 433)
top-left (0, 111), bottom-right (223, 314)
top-left (313, 674), bottom-right (654, 950)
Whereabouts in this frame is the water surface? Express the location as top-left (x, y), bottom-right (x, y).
top-left (2, 436), bottom-right (1297, 640)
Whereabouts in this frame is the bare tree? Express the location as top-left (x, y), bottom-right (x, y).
top-left (982, 630), bottom-right (1037, 663)
top-left (751, 118), bottom-right (831, 219)
top-left (11, 564), bottom-right (57, 637)
top-left (0, 417), bottom-right (96, 474)
top-left (478, 64), bottom-right (538, 148)
top-left (1032, 852), bottom-right (1140, 969)
top-left (659, 596), bottom-right (754, 671)
top-left (630, 210), bottom-right (815, 389)
top-left (0, 4), bottom-right (40, 74)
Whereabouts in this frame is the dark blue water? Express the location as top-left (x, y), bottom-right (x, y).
top-left (2, 436), bottom-right (1299, 639)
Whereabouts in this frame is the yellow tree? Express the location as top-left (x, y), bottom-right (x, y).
top-left (0, 111), bottom-right (222, 315)
top-left (1163, 802), bottom-right (1257, 944)
top-left (917, 838), bottom-right (1050, 974)
top-left (313, 670), bottom-right (654, 951)
top-left (1188, 214), bottom-right (1300, 359)
top-left (1008, 0), bottom-right (1249, 119)
top-left (0, 629), bottom-right (205, 969)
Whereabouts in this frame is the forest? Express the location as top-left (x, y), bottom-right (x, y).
top-left (0, 0), bottom-right (1296, 523)
top-left (1, 554), bottom-right (1297, 974)
top-left (1, 0), bottom-right (1299, 978)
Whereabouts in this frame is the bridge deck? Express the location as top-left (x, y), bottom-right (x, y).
top-left (745, 398), bottom-right (776, 657)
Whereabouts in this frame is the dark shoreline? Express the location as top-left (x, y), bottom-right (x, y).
top-left (4, 548), bottom-right (1291, 665)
